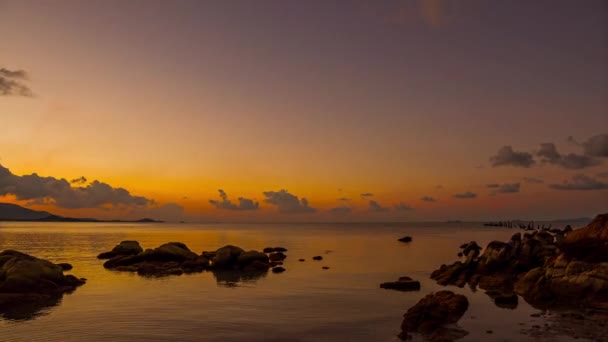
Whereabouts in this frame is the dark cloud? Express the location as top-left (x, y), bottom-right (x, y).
top-left (209, 189), bottom-right (259, 211)
top-left (486, 184), bottom-right (499, 188)
top-left (453, 192), bottom-right (477, 199)
top-left (0, 163), bottom-right (153, 209)
top-left (522, 177), bottom-right (544, 184)
top-left (70, 176), bottom-right (87, 184)
top-left (493, 183), bottom-right (521, 194)
top-left (394, 202), bottom-right (414, 211)
top-left (360, 193), bottom-right (374, 198)
top-left (263, 189), bottom-right (316, 213)
top-left (420, 196), bottom-right (436, 202)
top-left (597, 172), bottom-right (608, 179)
top-left (581, 134), bottom-right (608, 157)
top-left (0, 67), bottom-right (33, 96)
top-left (490, 146), bottom-right (535, 168)
top-left (549, 174), bottom-right (608, 191)
top-left (337, 197), bottom-right (350, 201)
top-left (537, 143), bottom-right (599, 169)
top-left (329, 206), bottom-right (352, 214)
top-left (368, 200), bottom-right (389, 212)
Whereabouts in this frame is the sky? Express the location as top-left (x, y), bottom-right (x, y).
top-left (1, 0), bottom-right (607, 222)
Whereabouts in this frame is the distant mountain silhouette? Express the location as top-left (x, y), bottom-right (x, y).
top-left (0, 202), bottom-right (162, 223)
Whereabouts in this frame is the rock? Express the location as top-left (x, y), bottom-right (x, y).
top-left (0, 250), bottom-right (85, 317)
top-left (268, 252), bottom-right (287, 262)
top-left (398, 236), bottom-right (413, 243)
top-left (492, 293), bottom-right (519, 309)
top-left (457, 252), bottom-right (463, 257)
top-left (272, 266), bottom-right (286, 273)
top-left (97, 240), bottom-right (143, 259)
top-left (142, 242), bottom-right (199, 262)
top-left (57, 263), bottom-right (73, 271)
top-left (263, 247), bottom-right (288, 253)
top-left (380, 276), bottom-right (421, 291)
top-left (298, 259), bottom-right (305, 262)
top-left (237, 251), bottom-right (270, 267)
top-left (399, 291), bottom-right (469, 340)
top-left (312, 256), bottom-right (323, 261)
top-left (212, 245), bottom-right (245, 268)
top-left (263, 247), bottom-right (274, 253)
top-left (322, 266), bottom-right (330, 270)
top-left (561, 213), bottom-right (608, 262)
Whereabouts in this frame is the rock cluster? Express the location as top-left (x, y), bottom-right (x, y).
top-left (399, 291), bottom-right (469, 341)
top-left (98, 241), bottom-right (288, 277)
top-left (431, 213), bottom-right (608, 311)
top-left (0, 250), bottom-right (86, 318)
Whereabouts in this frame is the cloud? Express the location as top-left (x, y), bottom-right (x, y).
top-left (453, 192), bottom-right (477, 199)
top-left (490, 146), bottom-right (535, 168)
top-left (549, 174), bottom-right (608, 191)
top-left (368, 200), bottom-right (389, 212)
top-left (360, 193), bottom-right (374, 198)
top-left (598, 172), bottom-right (608, 179)
top-left (394, 202), bottom-right (414, 211)
top-left (421, 196), bottom-right (436, 202)
top-left (537, 143), bottom-right (599, 169)
top-left (0, 67), bottom-right (33, 96)
top-left (522, 177), bottom-right (544, 184)
top-left (209, 189), bottom-right (259, 211)
top-left (337, 197), bottom-right (350, 201)
top-left (0, 163), bottom-right (153, 209)
top-left (329, 206), bottom-right (352, 214)
top-left (263, 189), bottom-right (316, 213)
top-left (581, 134), bottom-right (608, 157)
top-left (493, 183), bottom-right (521, 194)
top-left (486, 184), bottom-right (499, 188)
top-left (70, 176), bottom-right (87, 184)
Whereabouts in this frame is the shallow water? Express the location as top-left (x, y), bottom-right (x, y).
top-left (0, 222), bottom-right (588, 341)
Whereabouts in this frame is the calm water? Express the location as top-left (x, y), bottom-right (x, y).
top-left (0, 222), bottom-right (587, 341)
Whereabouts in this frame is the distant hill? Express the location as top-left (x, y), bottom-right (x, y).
top-left (0, 203), bottom-right (52, 220)
top-left (0, 202), bottom-right (163, 223)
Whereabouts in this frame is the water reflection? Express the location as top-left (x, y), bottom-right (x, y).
top-left (0, 294), bottom-right (62, 321)
top-left (212, 269), bottom-right (268, 287)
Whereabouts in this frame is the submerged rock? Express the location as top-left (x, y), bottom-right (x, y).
top-left (380, 276), bottom-right (421, 291)
top-left (0, 250), bottom-right (85, 319)
top-left (399, 291), bottom-right (469, 340)
top-left (272, 266), bottom-right (286, 273)
top-left (312, 256), bottom-right (323, 261)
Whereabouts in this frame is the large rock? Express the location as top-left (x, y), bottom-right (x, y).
top-left (399, 291), bottom-right (469, 340)
top-left (97, 240), bottom-right (143, 259)
top-left (0, 250), bottom-right (85, 317)
top-left (236, 250), bottom-right (269, 267)
top-left (561, 213), bottom-right (608, 262)
top-left (212, 245), bottom-right (245, 268)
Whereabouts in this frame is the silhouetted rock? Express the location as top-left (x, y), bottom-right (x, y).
top-left (57, 263), bottom-right (73, 271)
top-left (398, 236), bottom-right (413, 243)
top-left (322, 266), bottom-right (330, 270)
top-left (312, 256), bottom-right (323, 261)
top-left (268, 252), bottom-right (287, 262)
top-left (298, 259), bottom-right (305, 262)
top-left (97, 240), bottom-right (143, 259)
top-left (272, 266), bottom-right (286, 273)
top-left (399, 291), bottom-right (469, 340)
top-left (237, 251), bottom-right (269, 267)
top-left (380, 276), bottom-right (421, 291)
top-left (0, 250), bottom-right (85, 320)
top-left (212, 245), bottom-right (245, 268)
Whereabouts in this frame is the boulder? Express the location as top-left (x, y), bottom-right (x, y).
top-left (237, 251), bottom-right (270, 267)
top-left (399, 291), bottom-right (469, 340)
top-left (312, 256), bottom-right (323, 261)
top-left (0, 250), bottom-right (85, 315)
top-left (212, 245), bottom-right (245, 268)
top-left (272, 266), bottom-right (286, 273)
top-left (268, 252), bottom-right (287, 262)
top-left (97, 240), bottom-right (143, 259)
top-left (561, 213), bottom-right (608, 262)
top-left (398, 236), bottom-right (413, 243)
top-left (380, 276), bottom-right (421, 291)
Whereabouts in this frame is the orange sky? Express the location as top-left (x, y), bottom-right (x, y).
top-left (1, 1), bottom-right (607, 221)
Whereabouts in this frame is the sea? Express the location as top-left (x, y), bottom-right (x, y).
top-left (0, 221), bottom-right (591, 341)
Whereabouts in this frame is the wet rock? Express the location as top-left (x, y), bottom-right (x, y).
top-left (298, 259), bottom-right (305, 262)
top-left (97, 240), bottom-right (143, 259)
top-left (380, 276), bottom-right (421, 291)
top-left (212, 245), bottom-right (245, 268)
top-left (312, 256), bottom-right (323, 261)
top-left (268, 252), bottom-right (287, 262)
top-left (399, 291), bottom-right (469, 340)
top-left (272, 266), bottom-right (286, 273)
top-left (0, 250), bottom-right (86, 318)
top-left (398, 236), bottom-right (413, 243)
top-left (236, 251), bottom-right (269, 267)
